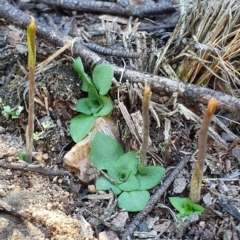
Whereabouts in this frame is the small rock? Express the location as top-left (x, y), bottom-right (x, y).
top-left (42, 153), bottom-right (48, 160)
top-left (34, 152), bottom-right (46, 164)
top-left (232, 147), bottom-right (240, 163)
top-left (223, 229), bottom-right (232, 240)
top-left (7, 147), bottom-right (17, 156)
top-left (99, 231), bottom-right (109, 240)
top-left (235, 224), bottom-right (240, 233)
top-left (146, 216), bottom-right (159, 230)
top-left (111, 211), bottom-right (129, 229)
top-left (189, 214), bottom-right (199, 222)
top-left (203, 192), bottom-right (212, 206)
top-left (8, 184), bottom-right (15, 190)
top-left (153, 220), bottom-right (171, 233)
top-left (173, 176), bottom-right (187, 193)
top-left (199, 221), bottom-right (205, 228)
top-left (64, 191), bottom-right (70, 198)
top-left (0, 188), bottom-right (7, 197)
top-left (88, 185), bottom-right (96, 194)
top-left (52, 176), bottom-right (58, 183)
top-left (0, 126), bottom-right (5, 134)
top-left (138, 222), bottom-right (150, 232)
top-left (46, 203), bottom-right (52, 210)
top-left (200, 228), bottom-right (213, 240)
top-left (134, 230), bottom-right (157, 238)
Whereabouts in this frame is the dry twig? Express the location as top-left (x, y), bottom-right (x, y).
top-left (121, 154), bottom-right (191, 239)
top-left (36, 0), bottom-right (176, 17)
top-left (0, 160), bottom-right (70, 177)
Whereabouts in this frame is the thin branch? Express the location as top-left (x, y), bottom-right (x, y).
top-left (0, 3), bottom-right (240, 113)
top-left (82, 42), bottom-right (140, 59)
top-left (36, 0), bottom-right (176, 17)
top-left (0, 160), bottom-right (70, 177)
top-left (217, 199), bottom-right (240, 221)
top-left (0, 199), bottom-right (28, 219)
top-left (121, 154), bottom-right (191, 239)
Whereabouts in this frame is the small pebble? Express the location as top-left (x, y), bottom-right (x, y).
top-left (98, 231), bottom-right (109, 240)
top-left (52, 176), bottom-right (58, 182)
top-left (8, 184), bottom-right (15, 190)
top-left (7, 147), bottom-right (17, 156)
top-left (0, 188), bottom-right (7, 197)
top-left (88, 185), bottom-right (96, 194)
top-left (199, 221), bottom-right (205, 228)
top-left (64, 191), bottom-right (70, 197)
top-left (42, 153), bottom-right (48, 160)
top-left (189, 214), bottom-right (199, 222)
top-left (47, 203), bottom-right (52, 210)
top-left (0, 126), bottom-right (5, 133)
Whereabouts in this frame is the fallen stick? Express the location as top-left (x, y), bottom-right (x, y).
top-left (36, 0), bottom-right (176, 17)
top-left (0, 160), bottom-right (70, 177)
top-left (1, 3), bottom-right (240, 113)
top-left (121, 154), bottom-right (191, 239)
top-left (0, 199), bottom-right (28, 219)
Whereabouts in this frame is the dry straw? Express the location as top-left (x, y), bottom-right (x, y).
top-left (155, 0), bottom-right (240, 97)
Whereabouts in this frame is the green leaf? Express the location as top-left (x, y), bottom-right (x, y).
top-left (96, 176), bottom-right (122, 195)
top-left (118, 191), bottom-right (150, 212)
top-left (94, 96), bottom-right (113, 117)
top-left (18, 152), bottom-right (27, 162)
top-left (92, 64), bottom-right (114, 95)
top-left (115, 151), bottom-right (139, 179)
top-left (184, 198), bottom-right (193, 213)
top-left (169, 197), bottom-right (205, 218)
top-left (70, 114), bottom-right (96, 142)
top-left (75, 98), bottom-right (102, 115)
top-left (118, 173), bottom-right (139, 192)
top-left (3, 105), bottom-right (11, 114)
top-left (136, 166), bottom-right (165, 190)
top-left (107, 165), bottom-right (120, 183)
top-left (107, 151), bottom-right (139, 184)
top-left (192, 203), bottom-right (205, 214)
top-left (90, 132), bottom-right (124, 170)
top-left (169, 197), bottom-right (185, 213)
top-left (73, 57), bottom-right (94, 92)
top-left (88, 85), bottom-right (100, 100)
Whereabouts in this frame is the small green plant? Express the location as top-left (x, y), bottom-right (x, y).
top-left (18, 152), bottom-right (27, 162)
top-left (90, 131), bottom-right (165, 212)
top-left (70, 57), bottom-right (114, 142)
top-left (169, 197), bottom-right (205, 218)
top-left (2, 105), bottom-right (23, 119)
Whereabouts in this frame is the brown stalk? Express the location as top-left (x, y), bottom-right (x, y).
top-left (190, 97), bottom-right (218, 203)
top-left (26, 17), bottom-right (36, 163)
top-left (139, 82), bottom-right (151, 167)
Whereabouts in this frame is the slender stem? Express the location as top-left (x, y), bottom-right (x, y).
top-left (26, 17), bottom-right (36, 163)
top-left (139, 82), bottom-right (151, 166)
top-left (190, 97), bottom-right (218, 203)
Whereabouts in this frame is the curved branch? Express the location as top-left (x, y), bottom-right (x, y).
top-left (36, 0), bottom-right (176, 17)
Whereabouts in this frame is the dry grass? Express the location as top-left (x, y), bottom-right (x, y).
top-left (156, 0), bottom-right (240, 97)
